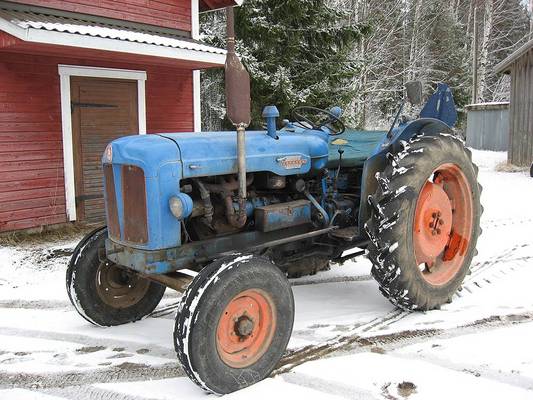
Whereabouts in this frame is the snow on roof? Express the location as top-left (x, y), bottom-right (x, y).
top-left (0, 6), bottom-right (226, 64)
top-left (200, 0), bottom-right (244, 12)
top-left (495, 38), bottom-right (533, 74)
top-left (465, 102), bottom-right (510, 111)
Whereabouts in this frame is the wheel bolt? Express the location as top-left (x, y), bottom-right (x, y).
top-left (439, 220), bottom-right (444, 225)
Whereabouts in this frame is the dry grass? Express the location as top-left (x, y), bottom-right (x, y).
top-left (0, 223), bottom-right (98, 247)
top-left (495, 162), bottom-right (528, 173)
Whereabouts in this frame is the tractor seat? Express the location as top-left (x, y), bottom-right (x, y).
top-left (327, 129), bottom-right (387, 168)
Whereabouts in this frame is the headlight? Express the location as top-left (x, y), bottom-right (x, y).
top-left (104, 144), bottom-right (113, 163)
top-left (169, 193), bottom-right (193, 220)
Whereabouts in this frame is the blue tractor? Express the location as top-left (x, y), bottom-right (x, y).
top-left (66, 7), bottom-right (481, 395)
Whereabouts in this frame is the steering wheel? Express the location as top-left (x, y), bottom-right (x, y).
top-left (291, 106), bottom-right (346, 136)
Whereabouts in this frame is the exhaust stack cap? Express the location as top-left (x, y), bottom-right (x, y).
top-left (225, 6), bottom-right (251, 127)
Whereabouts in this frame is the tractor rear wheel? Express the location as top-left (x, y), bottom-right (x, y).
top-left (366, 133), bottom-right (482, 310)
top-left (174, 254), bottom-right (294, 394)
top-left (66, 227), bottom-right (166, 326)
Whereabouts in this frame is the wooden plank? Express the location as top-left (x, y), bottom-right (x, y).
top-left (0, 169), bottom-right (64, 183)
top-left (0, 159), bottom-right (63, 173)
top-left (0, 150), bottom-right (63, 162)
top-left (0, 177), bottom-right (64, 192)
top-left (0, 122), bottom-right (61, 132)
top-left (0, 141), bottom-right (62, 153)
top-left (0, 196), bottom-right (66, 213)
top-left (0, 213), bottom-right (67, 232)
top-left (0, 113), bottom-right (62, 124)
top-left (0, 131), bottom-right (62, 142)
top-left (0, 204), bottom-right (66, 222)
top-left (6, 0), bottom-right (192, 31)
top-left (0, 186), bottom-right (65, 202)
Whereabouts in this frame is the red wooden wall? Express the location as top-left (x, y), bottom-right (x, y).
top-left (0, 51), bottom-right (194, 232)
top-left (7, 0), bottom-right (192, 31)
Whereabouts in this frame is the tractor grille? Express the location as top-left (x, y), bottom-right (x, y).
top-left (103, 164), bottom-right (148, 244)
top-left (121, 165), bottom-right (148, 244)
top-left (103, 164), bottom-right (120, 240)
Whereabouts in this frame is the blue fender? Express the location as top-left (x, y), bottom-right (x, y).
top-left (358, 118), bottom-right (454, 231)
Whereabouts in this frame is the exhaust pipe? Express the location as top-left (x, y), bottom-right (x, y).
top-left (236, 124), bottom-right (247, 226)
top-left (225, 6), bottom-right (251, 228)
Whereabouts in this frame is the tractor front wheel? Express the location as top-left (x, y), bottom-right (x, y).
top-left (66, 227), bottom-right (166, 326)
top-left (366, 133), bottom-right (482, 310)
top-left (174, 255), bottom-right (294, 394)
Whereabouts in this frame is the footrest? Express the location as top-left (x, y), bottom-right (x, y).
top-left (330, 226), bottom-right (360, 241)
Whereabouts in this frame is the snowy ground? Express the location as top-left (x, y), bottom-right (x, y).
top-left (1, 150), bottom-right (532, 400)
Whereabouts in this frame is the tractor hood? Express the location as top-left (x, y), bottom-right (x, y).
top-left (105, 129), bottom-right (330, 179)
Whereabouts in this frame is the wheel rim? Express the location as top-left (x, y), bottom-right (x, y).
top-left (413, 163), bottom-right (473, 286)
top-left (95, 262), bottom-right (150, 308)
top-left (216, 289), bottom-right (276, 368)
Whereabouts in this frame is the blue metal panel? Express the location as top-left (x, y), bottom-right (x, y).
top-left (159, 129), bottom-right (329, 178)
top-left (420, 83), bottom-right (458, 127)
top-left (102, 135), bottom-right (183, 252)
top-left (254, 200), bottom-right (311, 232)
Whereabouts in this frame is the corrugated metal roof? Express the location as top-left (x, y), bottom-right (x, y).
top-left (0, 6), bottom-right (226, 56)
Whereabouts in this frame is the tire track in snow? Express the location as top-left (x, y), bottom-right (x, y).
top-left (44, 385), bottom-right (162, 400)
top-left (274, 312), bottom-right (533, 375)
top-left (282, 372), bottom-right (375, 400)
top-left (0, 327), bottom-right (176, 360)
top-left (482, 216), bottom-right (533, 229)
top-left (0, 300), bottom-right (70, 310)
top-left (0, 362), bottom-right (184, 390)
top-left (291, 274), bottom-right (373, 287)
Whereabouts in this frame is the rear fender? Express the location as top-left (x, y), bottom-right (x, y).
top-left (358, 118), bottom-right (454, 232)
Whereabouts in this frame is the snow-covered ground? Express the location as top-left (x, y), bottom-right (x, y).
top-left (1, 150), bottom-right (532, 399)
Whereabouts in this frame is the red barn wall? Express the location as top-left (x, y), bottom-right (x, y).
top-left (6, 0), bottom-right (193, 31)
top-left (0, 51), bottom-right (194, 232)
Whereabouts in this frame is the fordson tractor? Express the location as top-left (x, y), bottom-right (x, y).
top-left (66, 7), bottom-right (481, 395)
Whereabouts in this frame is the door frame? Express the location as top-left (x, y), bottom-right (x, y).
top-left (58, 65), bottom-right (147, 221)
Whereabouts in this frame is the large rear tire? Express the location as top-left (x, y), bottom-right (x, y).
top-left (365, 133), bottom-right (482, 310)
top-left (66, 227), bottom-right (166, 326)
top-left (174, 254), bottom-right (294, 394)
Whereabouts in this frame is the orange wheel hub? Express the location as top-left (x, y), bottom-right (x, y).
top-left (413, 163), bottom-right (473, 286)
top-left (414, 182), bottom-right (453, 264)
top-left (216, 289), bottom-right (276, 368)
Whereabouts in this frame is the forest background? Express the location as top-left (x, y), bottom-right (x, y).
top-left (200, 0), bottom-right (532, 131)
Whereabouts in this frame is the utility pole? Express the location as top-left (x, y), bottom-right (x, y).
top-left (472, 7), bottom-right (479, 104)
top-left (530, 0), bottom-right (533, 39)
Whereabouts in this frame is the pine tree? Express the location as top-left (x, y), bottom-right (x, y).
top-left (236, 0), bottom-right (369, 127)
top-left (201, 0), bottom-right (368, 129)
